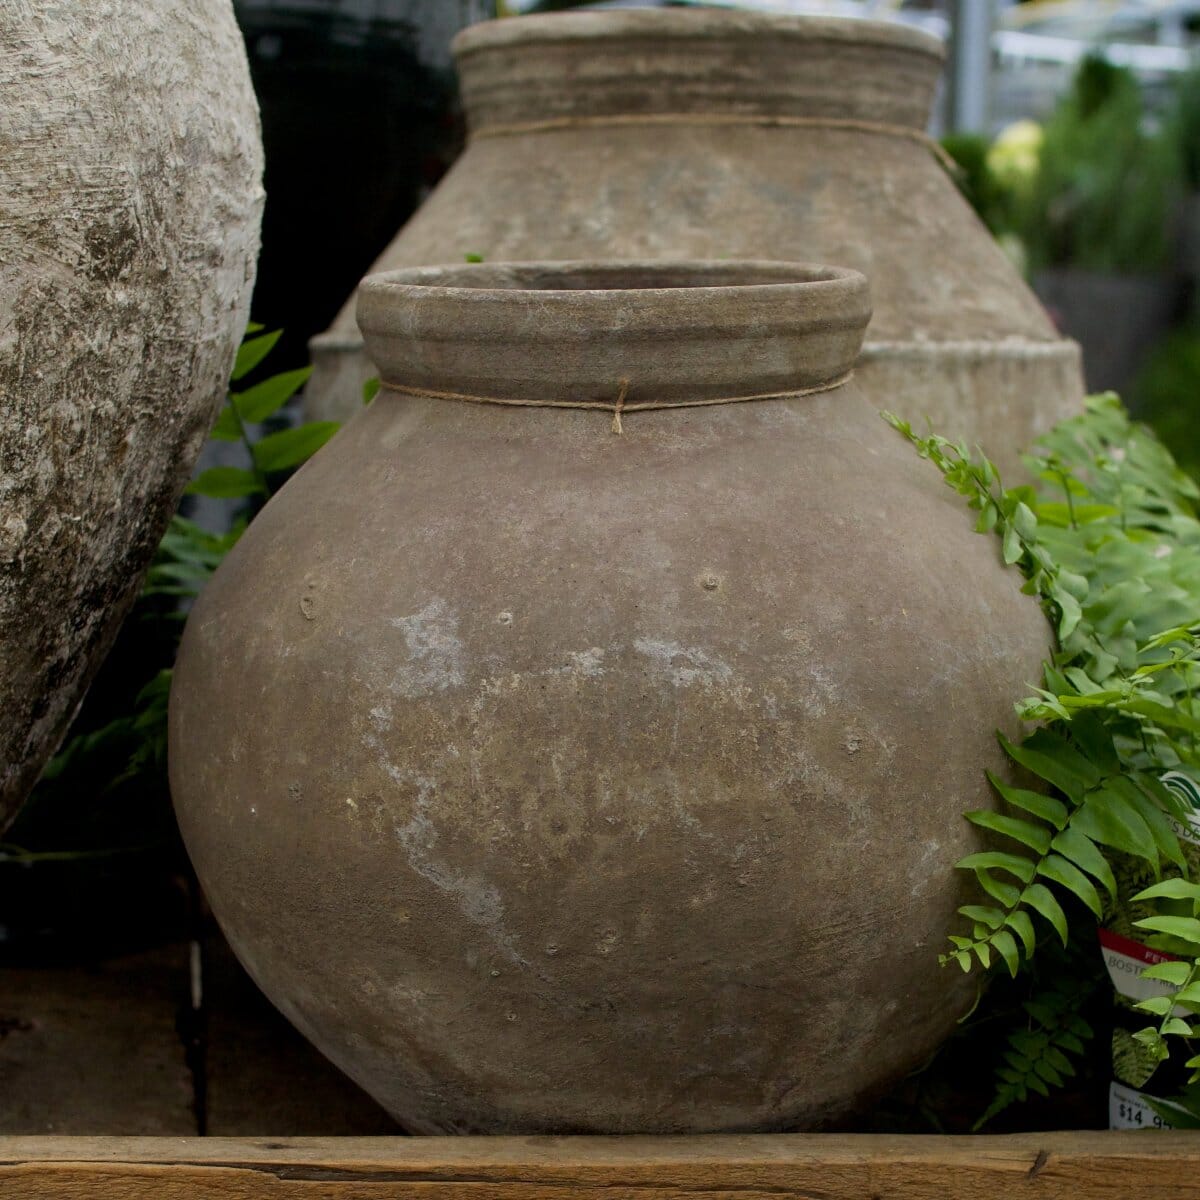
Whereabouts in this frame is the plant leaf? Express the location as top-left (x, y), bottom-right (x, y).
top-left (232, 330), bottom-right (281, 381)
top-left (965, 809), bottom-right (1052, 854)
top-left (1049, 826), bottom-right (1119, 899)
top-left (185, 466), bottom-right (264, 499)
top-left (958, 852), bottom-right (1036, 883)
top-left (988, 771), bottom-right (1069, 829)
top-left (1023, 883), bottom-right (1070, 945)
top-left (1037, 854), bottom-right (1103, 917)
top-left (231, 367), bottom-right (313, 424)
top-left (253, 422), bottom-right (339, 473)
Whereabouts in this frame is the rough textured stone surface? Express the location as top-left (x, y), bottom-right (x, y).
top-left (305, 9), bottom-right (1082, 469)
top-left (0, 0), bottom-right (263, 830)
top-left (172, 263), bottom-right (1052, 1134)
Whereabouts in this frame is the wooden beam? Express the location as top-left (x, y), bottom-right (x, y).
top-left (0, 1132), bottom-right (1198, 1199)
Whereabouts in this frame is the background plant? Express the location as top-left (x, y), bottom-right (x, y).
top-left (1019, 57), bottom-right (1180, 274)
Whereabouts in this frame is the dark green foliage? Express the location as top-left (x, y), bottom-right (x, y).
top-left (888, 394), bottom-right (1200, 1118)
top-left (1151, 1081), bottom-right (1200, 1127)
top-left (188, 335), bottom-right (332, 501)
top-left (974, 973), bottom-right (1096, 1129)
top-left (1130, 330), bottom-right (1200, 481)
top-left (1169, 67), bottom-right (1200, 190)
top-left (941, 132), bottom-right (1013, 238)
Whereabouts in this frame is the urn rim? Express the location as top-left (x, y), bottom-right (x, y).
top-left (453, 10), bottom-right (944, 133)
top-left (454, 10), bottom-right (944, 62)
top-left (356, 259), bottom-right (870, 407)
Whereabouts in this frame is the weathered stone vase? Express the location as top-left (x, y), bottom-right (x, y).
top-left (171, 262), bottom-right (1051, 1134)
top-left (0, 0), bottom-right (263, 829)
top-left (305, 9), bottom-right (1082, 472)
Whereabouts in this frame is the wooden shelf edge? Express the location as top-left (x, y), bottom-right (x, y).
top-left (1, 1131), bottom-right (1199, 1198)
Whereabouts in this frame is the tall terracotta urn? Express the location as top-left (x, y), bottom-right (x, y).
top-left (304, 9), bottom-right (1082, 471)
top-left (171, 261), bottom-right (1051, 1133)
top-left (0, 0), bottom-right (263, 829)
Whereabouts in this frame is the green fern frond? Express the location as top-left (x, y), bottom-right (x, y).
top-left (973, 981), bottom-right (1095, 1129)
top-left (888, 397), bottom-right (1200, 1089)
top-left (944, 721), bottom-right (1179, 976)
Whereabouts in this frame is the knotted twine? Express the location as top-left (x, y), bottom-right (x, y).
top-left (381, 371), bottom-right (854, 435)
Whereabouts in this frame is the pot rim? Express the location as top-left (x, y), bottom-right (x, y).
top-left (453, 11), bottom-right (943, 133)
top-left (359, 259), bottom-right (864, 301)
top-left (454, 10), bottom-right (944, 63)
top-left (356, 260), bottom-right (870, 407)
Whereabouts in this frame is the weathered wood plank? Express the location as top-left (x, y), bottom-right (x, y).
top-left (0, 1132), bottom-right (1198, 1199)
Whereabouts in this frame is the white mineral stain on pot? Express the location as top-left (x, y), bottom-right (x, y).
top-left (910, 839), bottom-right (944, 898)
top-left (383, 758), bottom-right (529, 968)
top-left (388, 597), bottom-right (465, 696)
top-left (565, 647), bottom-right (605, 677)
top-left (633, 639), bottom-right (732, 687)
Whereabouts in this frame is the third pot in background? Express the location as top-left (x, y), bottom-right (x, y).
top-left (305, 9), bottom-right (1083, 472)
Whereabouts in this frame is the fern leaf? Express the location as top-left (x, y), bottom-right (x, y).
top-left (1023, 884), bottom-right (1070, 945)
top-left (973, 982), bottom-right (1095, 1130)
top-left (1036, 855), bottom-right (1104, 918)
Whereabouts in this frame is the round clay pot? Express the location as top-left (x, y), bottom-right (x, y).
top-left (304, 9), bottom-right (1082, 472)
top-left (0, 0), bottom-right (263, 830)
top-left (171, 261), bottom-right (1051, 1133)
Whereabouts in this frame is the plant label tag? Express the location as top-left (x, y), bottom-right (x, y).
top-left (1110, 1080), bottom-right (1174, 1130)
top-left (1100, 927), bottom-right (1180, 1005)
top-left (1161, 770), bottom-right (1200, 846)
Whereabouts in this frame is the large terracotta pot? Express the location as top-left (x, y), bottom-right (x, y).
top-left (305, 9), bottom-right (1082, 471)
top-left (0, 0), bottom-right (263, 829)
top-left (171, 261), bottom-right (1050, 1134)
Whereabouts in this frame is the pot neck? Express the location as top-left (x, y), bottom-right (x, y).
top-left (356, 262), bottom-right (870, 410)
top-left (454, 11), bottom-right (943, 135)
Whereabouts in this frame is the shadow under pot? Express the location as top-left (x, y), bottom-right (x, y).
top-left (169, 261), bottom-right (1051, 1135)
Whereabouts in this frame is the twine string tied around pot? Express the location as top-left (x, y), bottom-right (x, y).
top-left (379, 371), bottom-right (854, 434)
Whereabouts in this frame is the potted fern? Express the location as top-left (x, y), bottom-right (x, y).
top-left (886, 395), bottom-right (1200, 1131)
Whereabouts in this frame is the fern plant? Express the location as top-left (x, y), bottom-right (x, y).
top-left (888, 394), bottom-right (1200, 1120)
top-left (975, 973), bottom-right (1096, 1128)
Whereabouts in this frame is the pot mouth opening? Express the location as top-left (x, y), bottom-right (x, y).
top-left (360, 261), bottom-right (859, 297)
top-left (356, 260), bottom-right (870, 410)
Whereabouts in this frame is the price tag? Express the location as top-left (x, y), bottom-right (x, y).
top-left (1110, 1081), bottom-right (1174, 1130)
